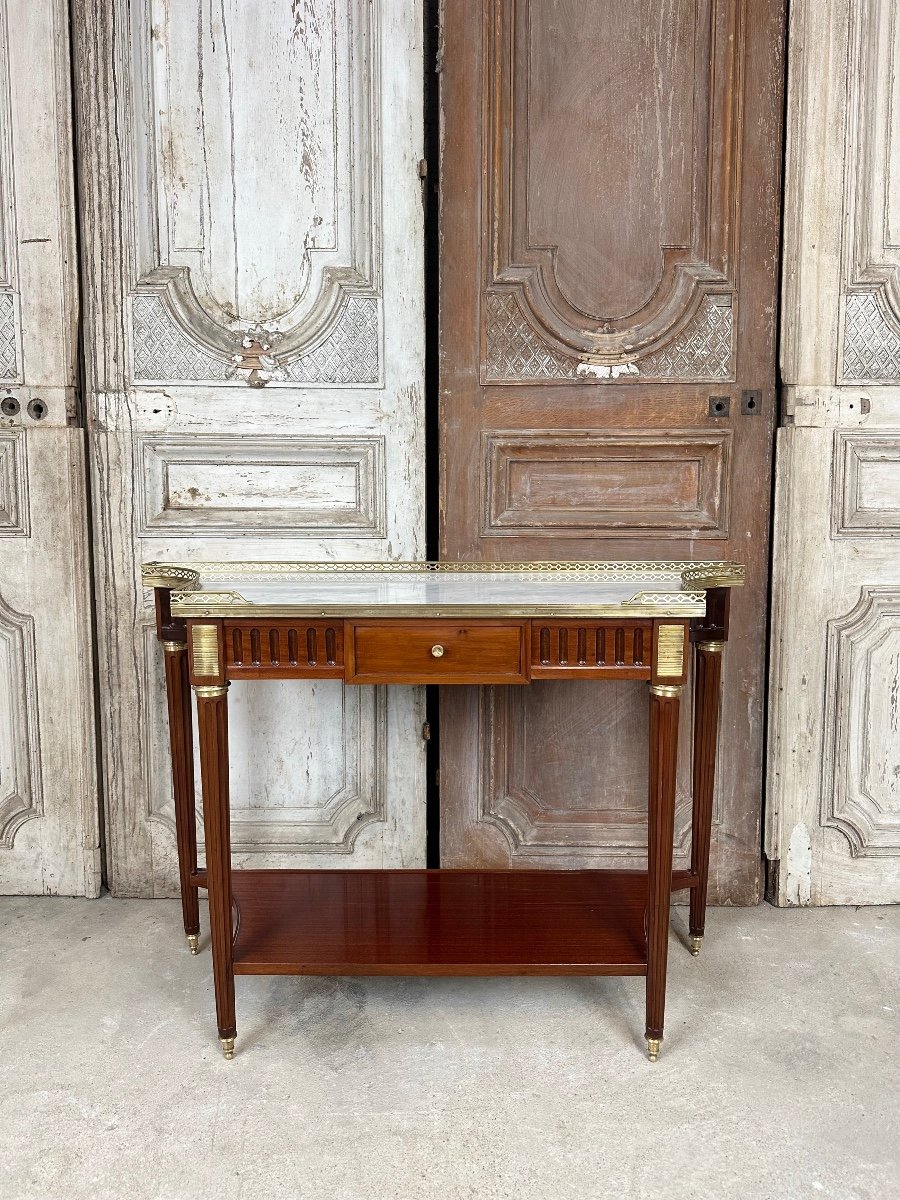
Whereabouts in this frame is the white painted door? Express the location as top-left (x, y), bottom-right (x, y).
top-left (73, 1), bottom-right (426, 895)
top-left (0, 0), bottom-right (99, 895)
top-left (768, 0), bottom-right (900, 904)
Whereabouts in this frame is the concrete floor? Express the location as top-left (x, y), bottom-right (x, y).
top-left (0, 898), bottom-right (897, 1200)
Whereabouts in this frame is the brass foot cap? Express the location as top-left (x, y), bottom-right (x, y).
top-left (646, 1038), bottom-right (661, 1063)
top-left (187, 934), bottom-right (200, 955)
top-left (221, 1037), bottom-right (235, 1060)
top-left (689, 935), bottom-right (703, 957)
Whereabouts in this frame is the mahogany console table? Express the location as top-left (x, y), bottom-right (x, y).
top-left (143, 559), bottom-right (741, 1062)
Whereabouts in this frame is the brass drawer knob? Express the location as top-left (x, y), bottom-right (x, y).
top-left (431, 644), bottom-right (445, 658)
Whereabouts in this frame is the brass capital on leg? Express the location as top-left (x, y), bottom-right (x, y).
top-left (695, 640), bottom-right (725, 654)
top-left (649, 683), bottom-right (683, 699)
top-left (162, 640), bottom-right (187, 654)
top-left (193, 683), bottom-right (230, 699)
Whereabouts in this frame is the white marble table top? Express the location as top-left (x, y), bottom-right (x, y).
top-left (142, 561), bottom-right (743, 619)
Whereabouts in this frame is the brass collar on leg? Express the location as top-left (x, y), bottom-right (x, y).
top-left (650, 683), bottom-right (683, 699)
top-left (696, 640), bottom-right (725, 653)
top-left (162, 641), bottom-right (187, 654)
top-left (193, 683), bottom-right (230, 698)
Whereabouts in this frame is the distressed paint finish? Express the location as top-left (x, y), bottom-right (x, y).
top-left (768, 0), bottom-right (900, 904)
top-left (0, 0), bottom-right (99, 895)
top-left (73, 0), bottom-right (426, 895)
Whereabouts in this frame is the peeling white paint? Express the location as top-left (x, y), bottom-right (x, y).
top-left (785, 822), bottom-right (812, 906)
top-left (576, 361), bottom-right (640, 380)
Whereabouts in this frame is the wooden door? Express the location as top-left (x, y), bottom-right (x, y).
top-left (73, 1), bottom-right (426, 895)
top-left (439, 0), bottom-right (786, 901)
top-left (768, 0), bottom-right (900, 904)
top-left (0, 0), bottom-right (99, 895)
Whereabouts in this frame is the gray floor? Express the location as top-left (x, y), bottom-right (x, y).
top-left (0, 897), bottom-right (898, 1200)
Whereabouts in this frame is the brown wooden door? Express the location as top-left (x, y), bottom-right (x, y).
top-left (438, 0), bottom-right (786, 902)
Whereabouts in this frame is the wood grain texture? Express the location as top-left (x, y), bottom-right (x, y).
top-left (769, 0), bottom-right (900, 905)
top-left (0, 0), bottom-right (100, 896)
top-left (689, 643), bottom-right (724, 939)
top-left (645, 685), bottom-right (681, 1043)
top-left (163, 645), bottom-right (199, 938)
top-left (482, 430), bottom-right (732, 539)
top-left (195, 686), bottom-right (235, 1041)
top-left (439, 0), bottom-right (787, 902)
top-left (346, 621), bottom-right (529, 685)
top-left (230, 869), bottom-right (652, 976)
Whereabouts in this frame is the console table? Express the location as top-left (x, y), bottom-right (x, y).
top-left (143, 559), bottom-right (741, 1062)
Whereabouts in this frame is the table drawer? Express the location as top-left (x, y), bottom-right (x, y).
top-left (346, 621), bottom-right (529, 684)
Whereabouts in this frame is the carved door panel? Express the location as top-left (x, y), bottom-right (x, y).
top-left (439, 0), bottom-right (786, 900)
top-left (73, 1), bottom-right (426, 894)
top-left (0, 0), bottom-right (99, 895)
top-left (768, 0), bottom-right (900, 904)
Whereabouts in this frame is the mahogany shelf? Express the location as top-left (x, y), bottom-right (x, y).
top-left (230, 868), bottom-right (694, 978)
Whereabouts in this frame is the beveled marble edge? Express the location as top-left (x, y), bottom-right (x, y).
top-left (169, 602), bottom-right (709, 618)
top-left (168, 590), bottom-right (709, 619)
top-left (143, 559), bottom-right (744, 589)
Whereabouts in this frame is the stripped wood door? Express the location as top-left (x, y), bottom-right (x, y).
top-left (0, 0), bottom-right (99, 895)
top-left (439, 0), bottom-right (786, 901)
top-left (768, 0), bottom-right (900, 904)
top-left (73, 1), bottom-right (426, 895)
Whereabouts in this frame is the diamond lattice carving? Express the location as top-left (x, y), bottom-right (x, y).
top-left (132, 294), bottom-right (231, 382)
top-left (842, 292), bottom-right (900, 382)
top-left (485, 293), bottom-right (573, 380)
top-left (281, 297), bottom-right (379, 384)
top-left (639, 297), bottom-right (734, 380)
top-left (0, 293), bottom-right (18, 380)
top-left (485, 292), bottom-right (734, 383)
top-left (131, 293), bottom-right (380, 386)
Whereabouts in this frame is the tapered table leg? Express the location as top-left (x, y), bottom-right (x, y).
top-left (163, 643), bottom-right (200, 952)
top-left (645, 682), bottom-right (682, 1062)
top-left (194, 682), bottom-right (236, 1059)
top-left (689, 641), bottom-right (725, 956)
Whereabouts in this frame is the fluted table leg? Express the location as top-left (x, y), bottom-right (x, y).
top-left (163, 642), bottom-right (200, 952)
top-left (689, 641), bottom-right (725, 956)
top-left (645, 682), bottom-right (682, 1062)
top-left (194, 682), bottom-right (235, 1059)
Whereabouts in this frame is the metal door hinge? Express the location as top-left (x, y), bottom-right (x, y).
top-left (418, 159), bottom-right (428, 179)
top-left (422, 721), bottom-right (431, 741)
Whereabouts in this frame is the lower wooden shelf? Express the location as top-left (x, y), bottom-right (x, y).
top-left (229, 868), bottom-right (695, 978)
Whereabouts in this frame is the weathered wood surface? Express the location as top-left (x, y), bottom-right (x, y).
top-left (768, 0), bottom-right (900, 905)
top-left (73, 0), bottom-right (427, 895)
top-left (439, 0), bottom-right (787, 902)
top-left (0, 0), bottom-right (99, 896)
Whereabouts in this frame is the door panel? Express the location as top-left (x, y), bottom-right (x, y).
top-left (439, 0), bottom-right (786, 900)
top-left (768, 0), bottom-right (900, 904)
top-left (74, 0), bottom-right (426, 894)
top-left (0, 0), bottom-right (99, 895)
